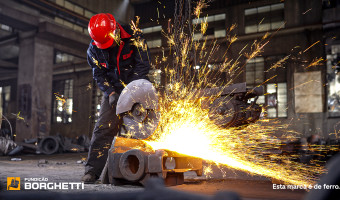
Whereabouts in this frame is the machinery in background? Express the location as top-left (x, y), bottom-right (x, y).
top-left (0, 134), bottom-right (90, 156)
top-left (196, 82), bottom-right (264, 127)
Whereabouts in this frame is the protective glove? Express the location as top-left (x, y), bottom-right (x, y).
top-left (109, 92), bottom-right (120, 107)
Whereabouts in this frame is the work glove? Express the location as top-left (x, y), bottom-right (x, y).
top-left (109, 93), bottom-right (120, 107)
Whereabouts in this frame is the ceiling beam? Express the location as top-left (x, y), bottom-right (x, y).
top-left (0, 1), bottom-right (38, 31)
top-left (0, 34), bottom-right (18, 47)
top-left (0, 59), bottom-right (17, 69)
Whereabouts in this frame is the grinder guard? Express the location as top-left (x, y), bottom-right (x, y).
top-left (116, 79), bottom-right (160, 140)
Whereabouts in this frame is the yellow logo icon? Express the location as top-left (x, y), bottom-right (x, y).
top-left (7, 177), bottom-right (20, 190)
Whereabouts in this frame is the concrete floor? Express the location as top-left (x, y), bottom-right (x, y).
top-left (0, 153), bottom-right (306, 200)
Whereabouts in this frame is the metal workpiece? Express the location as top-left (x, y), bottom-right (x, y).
top-left (102, 137), bottom-right (203, 186)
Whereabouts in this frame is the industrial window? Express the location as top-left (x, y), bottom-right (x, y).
top-left (148, 69), bottom-right (162, 85)
top-left (193, 13), bottom-right (226, 40)
top-left (64, 1), bottom-right (74, 10)
top-left (54, 50), bottom-right (83, 64)
top-left (84, 10), bottom-right (95, 19)
top-left (246, 57), bottom-right (287, 118)
top-left (0, 24), bottom-right (12, 32)
top-left (142, 25), bottom-right (162, 48)
top-left (246, 57), bottom-right (265, 105)
top-left (55, 0), bottom-right (64, 6)
top-left (266, 83), bottom-right (287, 118)
top-left (193, 64), bottom-right (216, 71)
top-left (52, 79), bottom-right (73, 123)
top-left (214, 29), bottom-right (226, 38)
top-left (50, 0), bottom-right (95, 34)
top-left (192, 13), bottom-right (226, 24)
top-left (244, 3), bottom-right (285, 34)
top-left (322, 0), bottom-right (340, 8)
top-left (91, 85), bottom-right (103, 127)
top-left (74, 5), bottom-right (84, 15)
top-left (0, 86), bottom-right (11, 116)
top-left (147, 39), bottom-right (162, 48)
top-left (246, 57), bottom-right (265, 85)
top-left (142, 25), bottom-right (162, 34)
top-left (53, 0), bottom-right (95, 18)
top-left (54, 17), bottom-right (85, 33)
top-left (327, 45), bottom-right (340, 113)
top-left (94, 87), bottom-right (102, 123)
top-left (193, 33), bottom-right (203, 41)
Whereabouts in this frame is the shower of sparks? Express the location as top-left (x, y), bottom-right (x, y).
top-left (131, 16), bottom-right (142, 35)
top-left (306, 57), bottom-right (324, 69)
top-left (303, 41), bottom-right (320, 53)
top-left (87, 83), bottom-right (92, 90)
top-left (92, 57), bottom-right (101, 69)
top-left (130, 16), bottom-right (149, 53)
top-left (145, 94), bottom-right (331, 186)
top-left (97, 151), bottom-right (103, 158)
top-left (203, 164), bottom-right (213, 178)
top-left (12, 111), bottom-right (25, 122)
top-left (194, 0), bottom-right (208, 19)
top-left (289, 80), bottom-right (321, 91)
top-left (302, 8), bottom-right (312, 15)
top-left (54, 93), bottom-right (67, 107)
top-left (54, 92), bottom-right (74, 113)
top-left (201, 16), bottom-right (208, 35)
top-left (265, 55), bottom-right (290, 72)
top-left (128, 1), bottom-right (335, 188)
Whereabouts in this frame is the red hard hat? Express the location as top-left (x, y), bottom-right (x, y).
top-left (88, 13), bottom-right (117, 49)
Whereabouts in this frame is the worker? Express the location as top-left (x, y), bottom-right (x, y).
top-left (82, 13), bottom-right (151, 183)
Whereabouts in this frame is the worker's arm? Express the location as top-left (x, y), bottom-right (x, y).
top-left (87, 50), bottom-right (116, 97)
top-left (131, 32), bottom-right (151, 80)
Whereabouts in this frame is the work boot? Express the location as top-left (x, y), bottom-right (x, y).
top-left (81, 172), bottom-right (98, 184)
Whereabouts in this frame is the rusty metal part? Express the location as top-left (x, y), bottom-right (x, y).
top-left (36, 135), bottom-right (88, 155)
top-left (118, 149), bottom-right (146, 182)
top-left (38, 136), bottom-right (60, 155)
top-left (103, 137), bottom-right (203, 186)
top-left (0, 136), bottom-right (20, 156)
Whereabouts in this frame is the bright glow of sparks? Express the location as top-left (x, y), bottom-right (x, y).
top-left (138, 0), bottom-right (334, 188)
top-left (146, 97), bottom-right (325, 186)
